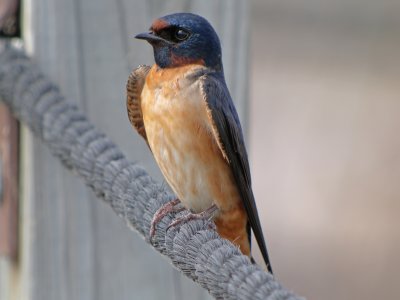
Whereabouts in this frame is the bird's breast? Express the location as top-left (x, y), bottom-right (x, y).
top-left (141, 65), bottom-right (240, 213)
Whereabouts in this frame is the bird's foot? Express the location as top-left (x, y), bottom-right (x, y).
top-left (167, 204), bottom-right (218, 230)
top-left (150, 198), bottom-right (183, 239)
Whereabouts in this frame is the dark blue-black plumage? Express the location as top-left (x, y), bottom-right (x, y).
top-left (136, 13), bottom-right (222, 70)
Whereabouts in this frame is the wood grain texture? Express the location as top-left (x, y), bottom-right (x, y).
top-left (0, 104), bottom-right (19, 260)
top-left (0, 1), bottom-right (249, 299)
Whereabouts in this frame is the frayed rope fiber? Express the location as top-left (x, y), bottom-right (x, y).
top-left (0, 43), bottom-right (303, 300)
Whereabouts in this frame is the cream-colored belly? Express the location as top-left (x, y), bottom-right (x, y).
top-left (141, 79), bottom-right (238, 213)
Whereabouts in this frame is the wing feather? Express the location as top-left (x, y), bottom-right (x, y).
top-left (200, 72), bottom-right (273, 273)
top-left (126, 65), bottom-right (151, 144)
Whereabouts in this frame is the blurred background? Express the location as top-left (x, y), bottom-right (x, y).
top-left (249, 0), bottom-right (400, 299)
top-left (1, 0), bottom-right (400, 299)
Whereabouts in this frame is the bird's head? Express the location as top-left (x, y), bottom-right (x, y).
top-left (135, 13), bottom-right (222, 70)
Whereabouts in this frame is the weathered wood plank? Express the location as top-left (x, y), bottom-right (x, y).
top-left (0, 104), bottom-right (19, 261)
top-left (0, 1), bottom-right (249, 299)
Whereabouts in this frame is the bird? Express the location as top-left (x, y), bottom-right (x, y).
top-left (126, 12), bottom-right (272, 273)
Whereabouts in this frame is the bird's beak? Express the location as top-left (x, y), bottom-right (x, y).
top-left (135, 32), bottom-right (164, 43)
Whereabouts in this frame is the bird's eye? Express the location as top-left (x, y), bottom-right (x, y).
top-left (174, 29), bottom-right (190, 41)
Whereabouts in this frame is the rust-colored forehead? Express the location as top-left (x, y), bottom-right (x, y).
top-left (150, 18), bottom-right (169, 32)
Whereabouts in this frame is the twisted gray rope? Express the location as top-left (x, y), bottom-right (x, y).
top-left (0, 43), bottom-right (303, 300)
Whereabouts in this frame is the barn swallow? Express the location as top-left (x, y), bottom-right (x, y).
top-left (126, 13), bottom-right (273, 273)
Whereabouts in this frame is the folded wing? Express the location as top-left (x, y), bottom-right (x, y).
top-left (199, 72), bottom-right (273, 273)
top-left (126, 65), bottom-right (151, 144)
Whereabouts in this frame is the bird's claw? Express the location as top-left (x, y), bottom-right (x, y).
top-left (167, 204), bottom-right (218, 230)
top-left (150, 198), bottom-right (182, 240)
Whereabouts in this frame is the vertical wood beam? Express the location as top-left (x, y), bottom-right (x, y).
top-left (0, 103), bottom-right (19, 262)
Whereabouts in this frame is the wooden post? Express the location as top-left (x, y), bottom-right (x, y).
top-left (1, 1), bottom-right (249, 299)
top-left (0, 104), bottom-right (19, 261)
